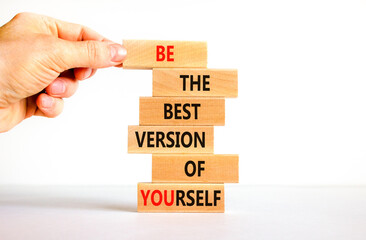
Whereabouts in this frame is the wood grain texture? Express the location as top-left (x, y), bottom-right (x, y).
top-left (139, 97), bottom-right (225, 126)
top-left (138, 183), bottom-right (224, 212)
top-left (153, 68), bottom-right (238, 97)
top-left (128, 126), bottom-right (214, 153)
top-left (152, 154), bottom-right (239, 183)
top-left (122, 40), bottom-right (207, 69)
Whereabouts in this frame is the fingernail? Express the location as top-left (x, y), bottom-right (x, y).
top-left (42, 95), bottom-right (54, 108)
top-left (82, 68), bottom-right (93, 80)
top-left (110, 44), bottom-right (127, 62)
top-left (51, 80), bottom-right (66, 95)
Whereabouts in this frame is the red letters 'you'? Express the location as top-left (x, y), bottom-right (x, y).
top-left (141, 189), bottom-right (174, 206)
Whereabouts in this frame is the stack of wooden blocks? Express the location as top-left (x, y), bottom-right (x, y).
top-left (125, 40), bottom-right (238, 212)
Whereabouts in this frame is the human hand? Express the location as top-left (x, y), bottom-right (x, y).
top-left (0, 12), bottom-right (127, 133)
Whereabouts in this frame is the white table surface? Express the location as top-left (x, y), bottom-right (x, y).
top-left (0, 185), bottom-right (365, 240)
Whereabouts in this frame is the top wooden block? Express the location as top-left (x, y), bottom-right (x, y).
top-left (122, 40), bottom-right (207, 69)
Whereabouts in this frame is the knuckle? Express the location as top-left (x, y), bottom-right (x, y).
top-left (48, 39), bottom-right (70, 72)
top-left (77, 25), bottom-right (87, 40)
top-left (86, 41), bottom-right (99, 65)
top-left (13, 12), bottom-right (25, 20)
top-left (13, 12), bottom-right (31, 21)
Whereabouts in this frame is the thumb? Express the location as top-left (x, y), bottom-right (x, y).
top-left (56, 40), bottom-right (127, 70)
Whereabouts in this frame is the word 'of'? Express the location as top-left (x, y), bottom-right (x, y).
top-left (185, 160), bottom-right (205, 177)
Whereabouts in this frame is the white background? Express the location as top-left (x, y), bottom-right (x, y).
top-left (0, 0), bottom-right (365, 186)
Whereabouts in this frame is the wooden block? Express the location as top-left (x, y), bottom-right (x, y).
top-left (139, 97), bottom-right (225, 126)
top-left (122, 40), bottom-right (207, 69)
top-left (153, 68), bottom-right (238, 97)
top-left (128, 126), bottom-right (214, 153)
top-left (152, 154), bottom-right (239, 183)
top-left (138, 183), bottom-right (224, 212)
